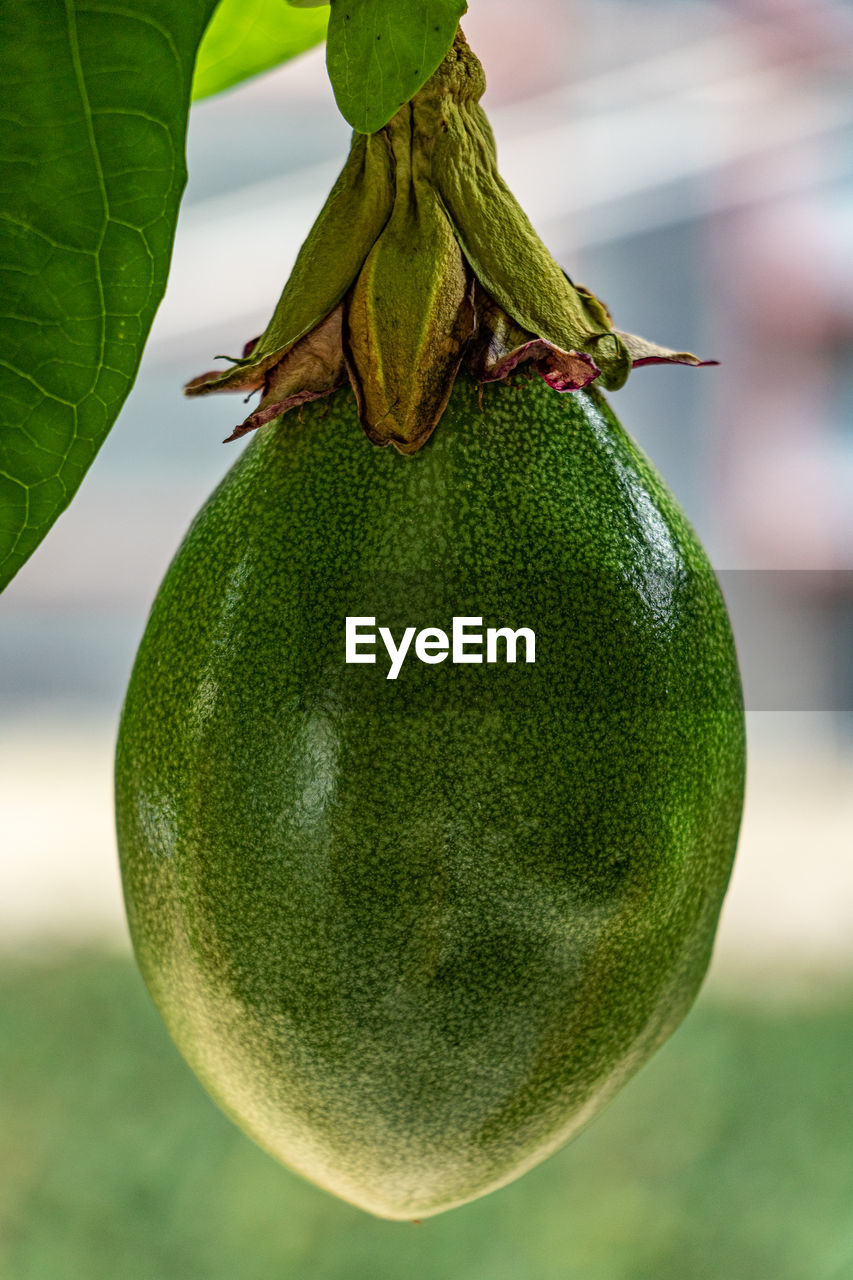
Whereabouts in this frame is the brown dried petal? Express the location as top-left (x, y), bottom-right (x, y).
top-left (467, 291), bottom-right (600, 392)
top-left (222, 305), bottom-right (347, 442)
top-left (184, 360), bottom-right (265, 397)
top-left (615, 330), bottom-right (718, 369)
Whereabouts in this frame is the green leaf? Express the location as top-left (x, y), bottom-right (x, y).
top-left (327, 0), bottom-right (467, 134)
top-left (0, 0), bottom-right (218, 592)
top-left (193, 0), bottom-right (329, 102)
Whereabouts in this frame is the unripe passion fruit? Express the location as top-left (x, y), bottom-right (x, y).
top-left (115, 374), bottom-right (744, 1218)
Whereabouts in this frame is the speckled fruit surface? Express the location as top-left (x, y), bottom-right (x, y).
top-left (115, 375), bottom-right (745, 1219)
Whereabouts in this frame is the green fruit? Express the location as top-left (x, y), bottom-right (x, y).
top-left (115, 374), bottom-right (744, 1219)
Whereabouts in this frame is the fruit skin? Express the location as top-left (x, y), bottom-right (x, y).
top-left (115, 374), bottom-right (745, 1220)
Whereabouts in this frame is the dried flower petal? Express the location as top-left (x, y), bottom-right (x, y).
top-left (222, 305), bottom-right (347, 442)
top-left (615, 330), bottom-right (719, 369)
top-left (467, 290), bottom-right (599, 391)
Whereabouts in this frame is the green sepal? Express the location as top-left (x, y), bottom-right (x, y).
top-left (345, 108), bottom-right (475, 452)
top-left (424, 41), bottom-right (631, 391)
top-left (185, 130), bottom-right (394, 397)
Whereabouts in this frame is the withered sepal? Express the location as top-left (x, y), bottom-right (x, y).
top-left (185, 30), bottom-right (715, 453)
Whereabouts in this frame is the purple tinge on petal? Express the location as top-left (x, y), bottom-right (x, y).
top-left (467, 290), bottom-right (601, 392)
top-left (223, 389), bottom-right (339, 442)
top-left (615, 330), bottom-right (718, 369)
top-left (470, 334), bottom-right (599, 392)
top-left (531, 342), bottom-right (600, 391)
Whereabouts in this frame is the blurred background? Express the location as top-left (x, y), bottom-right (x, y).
top-left (1, 0), bottom-right (852, 1275)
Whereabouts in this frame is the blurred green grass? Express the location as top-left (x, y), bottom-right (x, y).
top-left (1, 956), bottom-right (852, 1280)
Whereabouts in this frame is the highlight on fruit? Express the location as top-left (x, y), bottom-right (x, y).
top-left (184, 30), bottom-right (715, 454)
